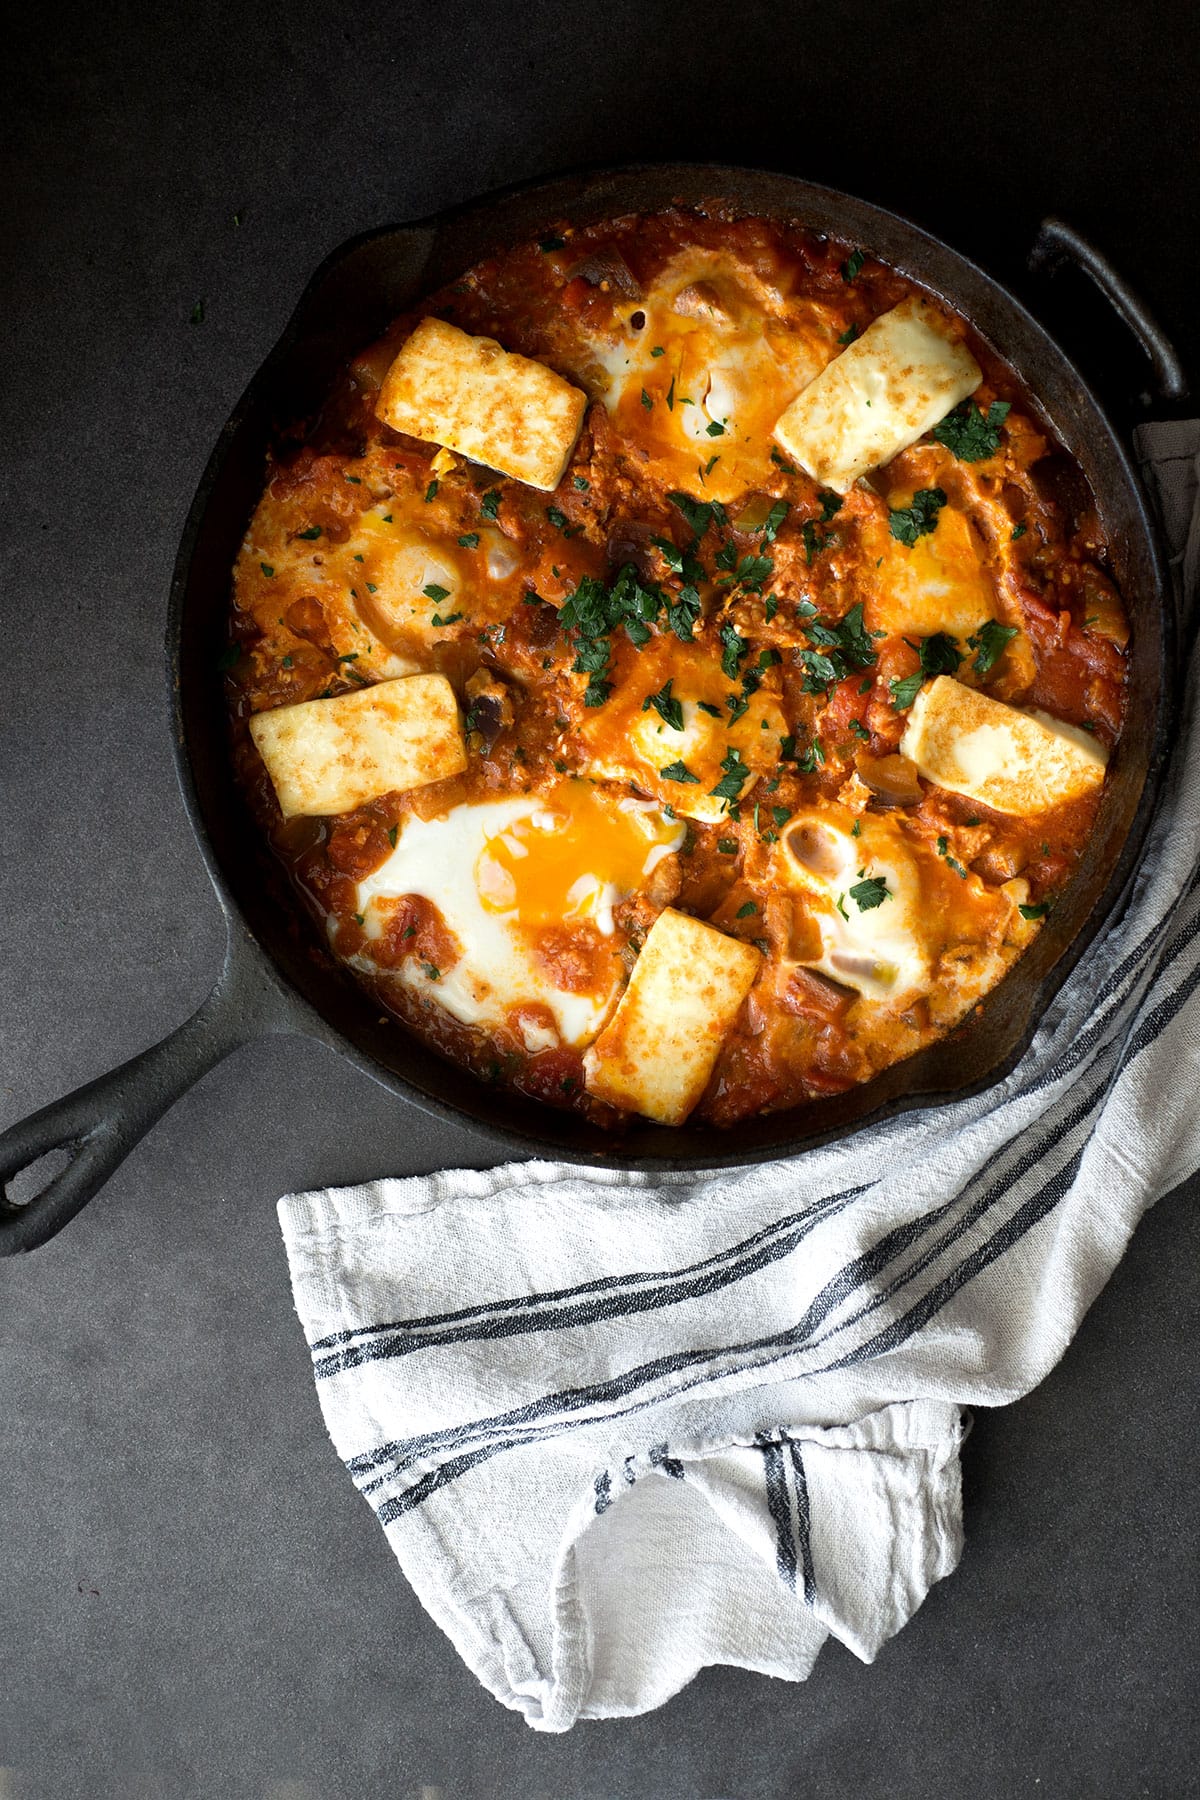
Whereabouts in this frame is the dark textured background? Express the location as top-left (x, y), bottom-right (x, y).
top-left (2, 2), bottom-right (1198, 1795)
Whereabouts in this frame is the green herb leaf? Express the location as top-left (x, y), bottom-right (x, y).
top-left (968, 618), bottom-right (1019, 676)
top-left (889, 487), bottom-right (947, 546)
top-left (423, 583), bottom-right (451, 603)
top-left (297, 525), bottom-right (322, 540)
top-left (431, 612), bottom-right (464, 627)
top-left (697, 700), bottom-right (722, 718)
top-left (717, 838), bottom-right (739, 855)
top-left (719, 621), bottom-right (749, 679)
top-left (643, 678), bottom-right (684, 732)
top-left (259, 562), bottom-right (275, 577)
top-left (480, 489), bottom-right (502, 520)
top-left (841, 248), bottom-right (865, 283)
top-left (849, 718), bottom-right (870, 740)
top-left (650, 345), bottom-right (665, 357)
top-left (736, 900), bottom-right (758, 918)
top-left (1011, 521), bottom-right (1027, 541)
top-left (931, 399), bottom-right (1011, 461)
top-left (641, 388), bottom-right (653, 411)
top-left (705, 419), bottom-right (726, 437)
top-left (760, 500), bottom-right (789, 544)
top-left (818, 489), bottom-right (842, 523)
top-left (573, 475), bottom-right (590, 490)
top-left (837, 322), bottom-right (860, 346)
top-left (710, 746), bottom-right (751, 805)
top-left (770, 447), bottom-right (796, 473)
top-left (457, 532), bottom-right (480, 548)
top-left (849, 874), bottom-right (890, 911)
top-left (889, 671), bottom-right (925, 710)
top-left (424, 480), bottom-right (438, 503)
top-left (1019, 901), bottom-right (1051, 921)
top-left (660, 760), bottom-right (699, 783)
top-left (421, 962), bottom-right (441, 981)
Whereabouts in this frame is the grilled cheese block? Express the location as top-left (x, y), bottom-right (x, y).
top-left (899, 676), bottom-right (1107, 814)
top-left (583, 908), bottom-right (761, 1124)
top-left (772, 297), bottom-right (981, 491)
top-left (376, 316), bottom-right (588, 491)
top-left (249, 674), bottom-right (466, 818)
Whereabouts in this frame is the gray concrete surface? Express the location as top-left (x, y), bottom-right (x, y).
top-left (2, 2), bottom-right (1197, 1794)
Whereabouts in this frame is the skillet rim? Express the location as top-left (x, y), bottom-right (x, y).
top-left (166, 159), bottom-right (1176, 1169)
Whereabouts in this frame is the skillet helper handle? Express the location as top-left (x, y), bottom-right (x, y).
top-left (1028, 217), bottom-right (1189, 408)
top-left (0, 942), bottom-right (268, 1254)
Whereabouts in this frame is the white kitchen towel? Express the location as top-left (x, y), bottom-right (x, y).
top-left (279, 420), bottom-right (1200, 1731)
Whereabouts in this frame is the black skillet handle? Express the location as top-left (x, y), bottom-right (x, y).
top-left (1028, 217), bottom-right (1189, 410)
top-left (0, 929), bottom-right (288, 1254)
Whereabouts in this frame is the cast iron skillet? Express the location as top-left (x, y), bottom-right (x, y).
top-left (0, 164), bottom-right (1187, 1253)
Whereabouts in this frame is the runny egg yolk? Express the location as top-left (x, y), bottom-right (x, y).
top-left (476, 783), bottom-right (684, 931)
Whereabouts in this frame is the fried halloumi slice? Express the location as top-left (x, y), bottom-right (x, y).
top-left (583, 908), bottom-right (761, 1125)
top-left (249, 674), bottom-right (466, 818)
top-left (375, 316), bottom-right (588, 491)
top-left (772, 297), bottom-right (981, 492)
top-left (899, 676), bottom-right (1108, 815)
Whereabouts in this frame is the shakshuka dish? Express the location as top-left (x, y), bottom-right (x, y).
top-left (226, 207), bottom-right (1129, 1129)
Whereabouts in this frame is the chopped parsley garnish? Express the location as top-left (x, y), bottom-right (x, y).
top-left (848, 874), bottom-right (890, 911)
top-left (889, 671), bottom-right (925, 711)
top-left (667, 491), bottom-right (726, 537)
top-left (457, 532), bottom-right (480, 548)
top-left (705, 419), bottom-right (726, 437)
top-left (764, 594), bottom-right (779, 621)
top-left (717, 838), bottom-right (739, 855)
top-left (546, 506), bottom-right (570, 532)
top-left (651, 535), bottom-right (684, 573)
top-left (770, 447), bottom-right (796, 473)
top-left (423, 583), bottom-right (451, 603)
top-left (851, 819), bottom-right (861, 837)
top-left (799, 601), bottom-right (877, 693)
top-left (421, 963), bottom-right (441, 981)
top-left (889, 487), bottom-right (947, 546)
top-left (697, 700), bottom-right (722, 718)
top-left (932, 399), bottom-right (1011, 462)
top-left (818, 489), bottom-right (842, 523)
top-left (849, 718), bottom-right (870, 740)
top-left (297, 525), bottom-right (322, 540)
top-left (259, 562), bottom-right (274, 577)
top-left (281, 654), bottom-right (293, 669)
top-left (666, 375), bottom-right (676, 411)
top-left (641, 388), bottom-right (653, 410)
top-left (538, 232), bottom-right (566, 252)
top-left (660, 760), bottom-right (699, 783)
top-left (802, 520), bottom-right (831, 564)
top-left (431, 612), bottom-right (464, 627)
top-left (573, 475), bottom-right (590, 490)
top-left (936, 836), bottom-right (968, 878)
top-left (424, 480), bottom-right (438, 503)
top-left (1019, 901), bottom-right (1051, 921)
top-left (665, 587), bottom-right (702, 641)
top-left (771, 805), bottom-right (791, 827)
top-left (837, 322), bottom-right (860, 345)
top-left (968, 618), bottom-right (1019, 676)
top-left (736, 901), bottom-right (758, 918)
top-left (643, 678), bottom-right (684, 732)
top-left (841, 248), bottom-right (865, 283)
top-left (719, 621), bottom-right (749, 678)
top-left (650, 345), bottom-right (665, 357)
top-left (760, 500), bottom-right (789, 543)
top-left (480, 489), bottom-right (502, 520)
top-left (387, 825), bottom-right (398, 848)
top-left (1011, 522), bottom-right (1027, 540)
top-left (710, 747), bottom-right (751, 807)
top-left (725, 691), bottom-right (750, 722)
